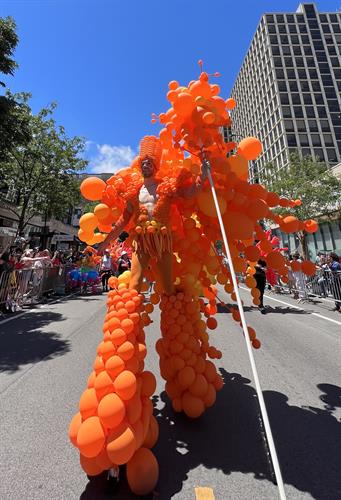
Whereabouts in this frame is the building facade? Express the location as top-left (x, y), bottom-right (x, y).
top-left (228, 2), bottom-right (341, 183)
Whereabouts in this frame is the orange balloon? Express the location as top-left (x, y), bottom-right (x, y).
top-left (68, 412), bottom-right (82, 446)
top-left (178, 366), bottom-right (196, 388)
top-left (304, 219), bottom-right (318, 233)
top-left (80, 177), bottom-right (106, 201)
top-left (223, 212), bottom-right (254, 240)
top-left (143, 415), bottom-right (159, 449)
top-left (79, 388), bottom-right (98, 420)
top-left (281, 216), bottom-right (299, 233)
top-left (117, 341), bottom-right (135, 361)
top-left (237, 137), bottom-right (262, 160)
top-left (173, 92), bottom-right (195, 117)
top-left (80, 454), bottom-right (104, 476)
top-left (96, 447), bottom-right (113, 470)
top-left (79, 213), bottom-right (98, 232)
top-left (94, 370), bottom-right (114, 399)
top-left (203, 111), bottom-right (216, 124)
top-left (98, 393), bottom-right (126, 429)
top-left (182, 391), bottom-right (205, 418)
top-left (114, 370), bottom-right (137, 400)
top-left (140, 371), bottom-right (157, 397)
top-left (189, 374), bottom-right (208, 398)
top-left (126, 392), bottom-right (142, 424)
top-left (94, 203), bottom-right (112, 221)
top-left (126, 448), bottom-right (159, 496)
top-left (226, 155), bottom-right (248, 180)
top-left (203, 384), bottom-right (216, 407)
top-left (244, 245), bottom-right (260, 262)
top-left (105, 355), bottom-right (125, 379)
top-left (301, 260), bottom-right (316, 276)
top-left (266, 251), bottom-right (285, 270)
top-left (106, 423), bottom-right (136, 465)
top-left (77, 416), bottom-right (105, 458)
top-left (225, 97), bottom-right (236, 109)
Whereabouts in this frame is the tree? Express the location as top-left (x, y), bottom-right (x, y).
top-left (0, 17), bottom-right (31, 160)
top-left (263, 152), bottom-right (341, 258)
top-left (0, 93), bottom-right (88, 237)
top-left (0, 16), bottom-right (18, 82)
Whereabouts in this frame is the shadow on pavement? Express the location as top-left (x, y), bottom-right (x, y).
top-left (216, 303), bottom-right (308, 315)
top-left (0, 311), bottom-right (70, 372)
top-left (79, 371), bottom-right (341, 500)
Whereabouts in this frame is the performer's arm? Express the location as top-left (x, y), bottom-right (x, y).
top-left (97, 202), bottom-right (133, 254)
top-left (177, 160), bottom-right (209, 199)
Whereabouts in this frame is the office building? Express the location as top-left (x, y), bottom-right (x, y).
top-left (228, 3), bottom-right (341, 183)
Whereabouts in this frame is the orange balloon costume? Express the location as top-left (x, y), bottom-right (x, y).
top-left (70, 64), bottom-right (318, 495)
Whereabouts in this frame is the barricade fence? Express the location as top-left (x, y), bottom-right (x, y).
top-left (0, 265), bottom-right (76, 312)
top-left (268, 268), bottom-right (341, 304)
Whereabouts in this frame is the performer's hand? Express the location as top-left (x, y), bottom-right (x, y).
top-left (201, 159), bottom-right (210, 179)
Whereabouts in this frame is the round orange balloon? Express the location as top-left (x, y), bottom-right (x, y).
top-left (68, 412), bottom-right (82, 446)
top-left (106, 423), bottom-right (136, 465)
top-left (114, 370), bottom-right (137, 400)
top-left (126, 448), bottom-right (159, 496)
top-left (77, 416), bottom-right (105, 458)
top-left (98, 393), bottom-right (126, 429)
top-left (182, 391), bottom-right (205, 418)
top-left (80, 177), bottom-right (106, 201)
top-left (237, 137), bottom-right (262, 160)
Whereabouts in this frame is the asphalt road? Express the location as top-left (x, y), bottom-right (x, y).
top-left (0, 287), bottom-right (340, 500)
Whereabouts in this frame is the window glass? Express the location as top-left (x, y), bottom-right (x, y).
top-left (333, 24), bottom-right (341, 33)
top-left (299, 134), bottom-right (309, 146)
top-left (311, 135), bottom-right (322, 146)
top-left (291, 35), bottom-right (300, 44)
top-left (288, 25), bottom-right (297, 34)
top-left (314, 149), bottom-right (325, 160)
top-left (322, 24), bottom-right (331, 33)
top-left (334, 127), bottom-right (341, 140)
top-left (294, 107), bottom-right (304, 118)
top-left (278, 25), bottom-right (286, 34)
top-left (269, 35), bottom-right (278, 44)
top-left (276, 14), bottom-right (284, 23)
top-left (287, 134), bottom-right (297, 146)
top-left (266, 15), bottom-right (274, 22)
top-left (286, 69), bottom-right (296, 79)
top-left (268, 25), bottom-right (276, 34)
top-left (275, 68), bottom-right (285, 78)
top-left (320, 120), bottom-right (330, 131)
top-left (280, 35), bottom-right (289, 44)
top-left (306, 107), bottom-right (316, 118)
top-left (302, 148), bottom-right (311, 157)
top-left (300, 81), bottom-right (310, 91)
top-left (298, 68), bottom-right (307, 78)
top-left (326, 149), bottom-right (337, 161)
top-left (296, 120), bottom-right (306, 131)
top-left (278, 81), bottom-right (287, 91)
top-left (284, 119), bottom-right (294, 131)
top-left (308, 119), bottom-right (318, 131)
top-left (303, 94), bottom-right (313, 104)
top-left (304, 46), bottom-right (313, 55)
top-left (292, 94), bottom-right (301, 104)
top-left (324, 134), bottom-right (334, 146)
top-left (314, 94), bottom-right (324, 105)
top-left (282, 106), bottom-right (291, 117)
top-left (280, 93), bottom-right (290, 104)
top-left (282, 46), bottom-right (291, 55)
top-left (293, 46), bottom-right (302, 55)
top-left (271, 46), bottom-right (280, 55)
top-left (289, 81), bottom-right (299, 91)
top-left (301, 35), bottom-right (310, 44)
top-left (317, 107), bottom-right (327, 118)
top-left (284, 57), bottom-right (294, 67)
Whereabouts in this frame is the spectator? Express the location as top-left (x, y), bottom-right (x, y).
top-left (116, 251), bottom-right (131, 276)
top-left (100, 249), bottom-right (113, 292)
top-left (328, 252), bottom-right (341, 312)
top-left (254, 259), bottom-right (267, 314)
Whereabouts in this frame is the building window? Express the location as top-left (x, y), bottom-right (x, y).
top-left (280, 35), bottom-right (289, 44)
top-left (287, 69), bottom-right (296, 79)
top-left (284, 119), bottom-right (294, 131)
top-left (301, 35), bottom-right (310, 44)
top-left (282, 106), bottom-right (292, 117)
top-left (303, 94), bottom-right (313, 104)
top-left (278, 81), bottom-right (287, 91)
top-left (305, 107), bottom-right (316, 118)
top-left (276, 14), bottom-right (284, 23)
top-left (268, 25), bottom-right (276, 34)
top-left (302, 148), bottom-right (311, 157)
top-left (297, 68), bottom-right (307, 79)
top-left (292, 94), bottom-right (301, 105)
top-left (320, 120), bottom-right (331, 131)
top-left (299, 24), bottom-right (308, 33)
top-left (289, 81), bottom-right (299, 91)
top-left (322, 25), bottom-right (331, 33)
top-left (314, 94), bottom-right (324, 105)
top-left (308, 119), bottom-right (318, 131)
top-left (271, 46), bottom-right (280, 55)
top-left (274, 57), bottom-right (283, 67)
top-left (317, 107), bottom-right (327, 118)
top-left (293, 107), bottom-right (304, 118)
top-left (284, 57), bottom-right (294, 67)
top-left (326, 149), bottom-right (337, 161)
top-left (278, 25), bottom-right (287, 34)
top-left (309, 68), bottom-right (318, 79)
top-left (314, 149), bottom-right (325, 161)
top-left (311, 81), bottom-right (321, 91)
top-left (288, 25), bottom-right (297, 34)
top-left (296, 119), bottom-right (306, 132)
top-left (324, 134), bottom-right (335, 146)
top-left (306, 57), bottom-right (315, 67)
top-left (269, 35), bottom-right (278, 44)
top-left (266, 14), bottom-right (274, 23)
top-left (282, 45), bottom-right (291, 55)
top-left (311, 135), bottom-right (322, 146)
top-left (332, 24), bottom-right (341, 33)
top-left (287, 134), bottom-right (297, 146)
top-left (291, 35), bottom-right (300, 44)
top-left (304, 46), bottom-right (313, 55)
top-left (299, 134), bottom-right (309, 146)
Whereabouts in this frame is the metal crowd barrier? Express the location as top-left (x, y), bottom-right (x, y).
top-left (0, 265), bottom-right (74, 312)
top-left (270, 268), bottom-right (341, 305)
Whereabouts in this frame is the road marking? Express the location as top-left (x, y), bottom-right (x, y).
top-left (195, 487), bottom-right (215, 499)
top-left (240, 286), bottom-right (341, 327)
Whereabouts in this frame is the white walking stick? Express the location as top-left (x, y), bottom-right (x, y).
top-left (202, 155), bottom-right (287, 500)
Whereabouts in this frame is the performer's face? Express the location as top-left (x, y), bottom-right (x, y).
top-left (141, 158), bottom-right (155, 178)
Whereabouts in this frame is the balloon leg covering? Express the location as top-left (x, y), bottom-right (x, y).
top-left (68, 283), bottom-right (159, 495)
top-left (158, 292), bottom-right (224, 418)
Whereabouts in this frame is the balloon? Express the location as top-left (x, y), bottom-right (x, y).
top-left (140, 371), bottom-right (157, 397)
top-left (68, 412), bottom-right (82, 446)
top-left (98, 393), bottom-right (126, 428)
top-left (126, 448), bottom-right (159, 496)
top-left (79, 388), bottom-right (98, 420)
top-left (77, 416), bottom-right (105, 458)
top-left (280, 216), bottom-right (300, 233)
top-left (106, 423), bottom-right (136, 465)
top-left (80, 177), bottom-right (106, 201)
top-left (114, 370), bottom-right (137, 400)
top-left (237, 137), bottom-right (262, 160)
top-left (80, 454), bottom-right (103, 476)
top-left (197, 191), bottom-right (226, 217)
top-left (304, 219), bottom-right (318, 233)
top-left (182, 391), bottom-right (205, 418)
top-left (143, 415), bottom-right (159, 449)
top-left (94, 203), bottom-right (112, 221)
top-left (225, 97), bottom-right (236, 109)
top-left (79, 213), bottom-right (98, 232)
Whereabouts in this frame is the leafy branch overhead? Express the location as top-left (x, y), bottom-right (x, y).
top-left (0, 93), bottom-right (88, 235)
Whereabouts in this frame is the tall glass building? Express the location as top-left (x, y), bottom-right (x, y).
top-left (228, 3), bottom-right (341, 183)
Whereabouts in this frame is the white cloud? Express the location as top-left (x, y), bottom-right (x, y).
top-left (90, 144), bottom-right (136, 173)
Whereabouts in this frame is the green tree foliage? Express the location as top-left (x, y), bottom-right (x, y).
top-left (263, 152), bottom-right (341, 257)
top-left (0, 16), bottom-right (31, 160)
top-left (0, 94), bottom-right (88, 235)
top-left (0, 16), bottom-right (18, 81)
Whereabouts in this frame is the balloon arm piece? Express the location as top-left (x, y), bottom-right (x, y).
top-left (205, 165), bottom-right (287, 500)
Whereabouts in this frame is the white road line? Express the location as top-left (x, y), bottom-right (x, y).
top-left (240, 286), bottom-right (341, 327)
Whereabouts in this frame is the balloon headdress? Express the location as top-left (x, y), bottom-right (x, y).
top-left (139, 136), bottom-right (162, 170)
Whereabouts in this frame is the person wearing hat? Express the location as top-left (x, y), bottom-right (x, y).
top-left (116, 251), bottom-right (131, 276)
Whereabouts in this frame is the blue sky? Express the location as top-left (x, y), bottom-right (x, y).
top-left (1, 0), bottom-right (340, 172)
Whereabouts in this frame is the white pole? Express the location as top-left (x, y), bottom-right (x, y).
top-left (204, 159), bottom-right (287, 500)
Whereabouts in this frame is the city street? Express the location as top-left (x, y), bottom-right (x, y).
top-left (0, 288), bottom-right (340, 500)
